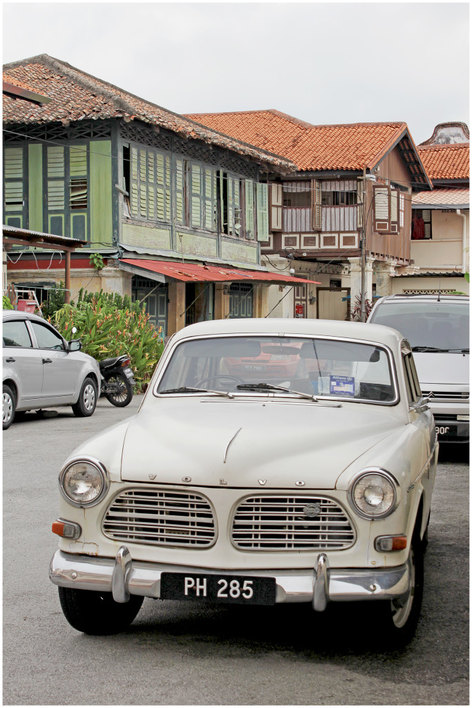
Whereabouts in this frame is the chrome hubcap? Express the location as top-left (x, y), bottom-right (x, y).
top-left (391, 548), bottom-right (415, 628)
top-left (3, 392), bottom-right (13, 424)
top-left (83, 384), bottom-right (96, 412)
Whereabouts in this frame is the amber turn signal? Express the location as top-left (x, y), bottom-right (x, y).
top-left (52, 519), bottom-right (82, 539)
top-left (374, 535), bottom-right (408, 552)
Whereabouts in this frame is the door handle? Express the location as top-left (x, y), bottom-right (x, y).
top-left (5, 357), bottom-right (15, 363)
top-left (42, 358), bottom-right (53, 364)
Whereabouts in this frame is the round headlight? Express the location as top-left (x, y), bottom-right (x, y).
top-left (349, 470), bottom-right (398, 519)
top-left (60, 459), bottom-right (108, 507)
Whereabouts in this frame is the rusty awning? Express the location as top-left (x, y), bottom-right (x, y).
top-left (120, 259), bottom-right (320, 285)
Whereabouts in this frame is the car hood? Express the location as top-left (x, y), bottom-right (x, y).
top-left (121, 397), bottom-right (404, 489)
top-left (414, 352), bottom-right (469, 388)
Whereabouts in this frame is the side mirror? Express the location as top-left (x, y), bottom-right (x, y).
top-left (410, 397), bottom-right (430, 414)
top-left (67, 339), bottom-right (82, 352)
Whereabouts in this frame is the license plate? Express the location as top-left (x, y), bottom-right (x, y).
top-left (436, 424), bottom-right (457, 438)
top-left (124, 368), bottom-right (134, 380)
top-left (160, 573), bottom-right (276, 605)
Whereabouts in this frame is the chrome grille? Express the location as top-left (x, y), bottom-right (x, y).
top-left (232, 495), bottom-right (355, 551)
top-left (103, 489), bottom-right (216, 547)
top-left (423, 390), bottom-right (469, 401)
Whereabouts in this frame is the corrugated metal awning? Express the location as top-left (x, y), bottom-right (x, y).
top-left (120, 259), bottom-right (320, 285)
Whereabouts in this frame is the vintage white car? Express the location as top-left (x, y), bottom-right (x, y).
top-left (50, 318), bottom-right (438, 643)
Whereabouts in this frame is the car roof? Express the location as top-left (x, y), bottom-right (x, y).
top-left (2, 309), bottom-right (48, 324)
top-left (373, 294), bottom-right (469, 304)
top-left (170, 317), bottom-right (404, 349)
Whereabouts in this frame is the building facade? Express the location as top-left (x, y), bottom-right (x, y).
top-left (187, 110), bottom-right (433, 319)
top-left (3, 56), bottom-right (317, 334)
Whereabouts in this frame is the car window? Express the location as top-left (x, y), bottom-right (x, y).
top-left (3, 320), bottom-right (33, 348)
top-left (30, 321), bottom-right (65, 350)
top-left (370, 301), bottom-right (469, 351)
top-left (157, 336), bottom-right (397, 403)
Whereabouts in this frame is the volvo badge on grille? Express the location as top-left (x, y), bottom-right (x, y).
top-left (303, 503), bottom-right (321, 518)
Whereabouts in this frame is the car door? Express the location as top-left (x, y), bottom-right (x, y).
top-left (3, 318), bottom-right (44, 407)
top-left (28, 321), bottom-right (81, 403)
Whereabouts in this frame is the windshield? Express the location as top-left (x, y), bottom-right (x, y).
top-left (156, 336), bottom-right (396, 403)
top-left (370, 301), bottom-right (469, 352)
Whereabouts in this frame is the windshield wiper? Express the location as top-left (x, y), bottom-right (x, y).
top-left (159, 386), bottom-right (234, 398)
top-left (411, 346), bottom-right (450, 352)
top-left (236, 382), bottom-right (319, 401)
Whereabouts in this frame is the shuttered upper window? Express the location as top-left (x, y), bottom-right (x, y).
top-left (373, 184), bottom-right (404, 234)
top-left (130, 146), bottom-right (171, 223)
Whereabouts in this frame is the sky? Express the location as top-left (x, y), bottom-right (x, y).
top-left (2, 1), bottom-right (469, 145)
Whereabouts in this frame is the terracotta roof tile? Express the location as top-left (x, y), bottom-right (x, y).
top-left (417, 143), bottom-right (469, 181)
top-left (3, 55), bottom-right (294, 172)
top-left (187, 109), bottom-right (410, 172)
top-left (413, 188), bottom-right (469, 208)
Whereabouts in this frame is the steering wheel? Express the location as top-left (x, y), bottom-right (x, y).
top-left (194, 375), bottom-right (243, 388)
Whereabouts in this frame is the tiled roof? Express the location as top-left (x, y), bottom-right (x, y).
top-left (3, 55), bottom-right (294, 172)
top-left (187, 109), bottom-right (413, 172)
top-left (417, 143), bottom-right (469, 181)
top-left (412, 188), bottom-right (469, 208)
top-left (3, 73), bottom-right (37, 93)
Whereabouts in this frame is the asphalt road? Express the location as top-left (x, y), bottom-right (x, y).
top-left (3, 396), bottom-right (469, 705)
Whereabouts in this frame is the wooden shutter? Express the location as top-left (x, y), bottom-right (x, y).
top-left (256, 183), bottom-right (269, 241)
top-left (390, 188), bottom-right (399, 233)
top-left (373, 185), bottom-right (390, 232)
top-left (191, 163), bottom-right (202, 228)
top-left (4, 147), bottom-right (24, 211)
top-left (245, 179), bottom-right (254, 239)
top-left (47, 146), bottom-right (65, 211)
top-left (203, 168), bottom-right (216, 231)
top-left (399, 193), bottom-right (405, 229)
top-left (312, 179), bottom-right (322, 231)
top-left (175, 159), bottom-right (185, 224)
top-left (130, 147), bottom-right (139, 216)
top-left (269, 183), bottom-right (283, 232)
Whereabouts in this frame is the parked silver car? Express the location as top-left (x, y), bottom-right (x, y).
top-left (3, 310), bottom-right (101, 429)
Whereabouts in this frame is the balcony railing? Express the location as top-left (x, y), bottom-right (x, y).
top-left (283, 206), bottom-right (358, 233)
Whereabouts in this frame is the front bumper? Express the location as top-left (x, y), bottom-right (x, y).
top-left (49, 547), bottom-right (410, 611)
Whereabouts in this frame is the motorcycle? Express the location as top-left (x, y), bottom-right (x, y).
top-left (100, 355), bottom-right (135, 407)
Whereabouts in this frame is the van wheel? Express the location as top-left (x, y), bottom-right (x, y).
top-left (3, 384), bottom-right (16, 430)
top-left (72, 377), bottom-right (97, 417)
top-left (58, 587), bottom-right (143, 635)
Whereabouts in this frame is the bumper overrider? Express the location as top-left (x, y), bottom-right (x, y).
top-left (49, 547), bottom-right (410, 611)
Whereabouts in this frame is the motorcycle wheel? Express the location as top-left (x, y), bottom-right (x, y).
top-left (104, 372), bottom-right (133, 407)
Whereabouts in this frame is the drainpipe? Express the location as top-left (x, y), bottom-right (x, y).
top-left (456, 209), bottom-right (467, 274)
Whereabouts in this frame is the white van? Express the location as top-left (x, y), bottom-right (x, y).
top-left (368, 294), bottom-right (469, 444)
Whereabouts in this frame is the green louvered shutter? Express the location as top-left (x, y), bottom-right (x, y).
top-left (203, 168), bottom-right (216, 231)
top-left (256, 183), bottom-right (269, 241)
top-left (156, 152), bottom-right (171, 223)
top-left (138, 149), bottom-right (147, 217)
top-left (47, 146), bottom-right (65, 211)
top-left (70, 144), bottom-right (88, 210)
top-left (130, 147), bottom-right (139, 216)
top-left (227, 176), bottom-right (234, 234)
top-left (175, 159), bottom-right (185, 224)
top-left (4, 147), bottom-right (24, 214)
top-left (147, 151), bottom-right (156, 219)
top-left (245, 179), bottom-right (254, 239)
top-left (233, 179), bottom-right (241, 236)
top-left (191, 164), bottom-right (202, 228)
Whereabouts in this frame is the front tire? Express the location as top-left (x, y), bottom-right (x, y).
top-left (72, 376), bottom-right (97, 417)
top-left (370, 540), bottom-right (424, 646)
top-left (104, 372), bottom-right (133, 407)
top-left (58, 587), bottom-right (143, 635)
top-left (3, 384), bottom-right (16, 430)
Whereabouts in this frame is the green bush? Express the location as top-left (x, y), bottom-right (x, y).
top-left (3, 295), bottom-right (14, 310)
top-left (51, 292), bottom-right (164, 389)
